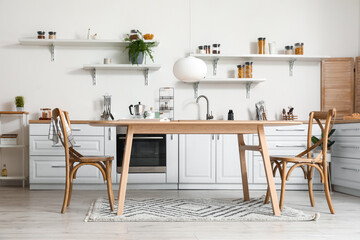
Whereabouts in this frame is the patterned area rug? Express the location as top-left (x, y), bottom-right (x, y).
top-left (85, 197), bottom-right (319, 222)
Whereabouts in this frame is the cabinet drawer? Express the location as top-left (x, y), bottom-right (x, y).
top-left (333, 123), bottom-right (360, 137)
top-left (30, 156), bottom-right (104, 184)
top-left (30, 124), bottom-right (104, 136)
top-left (30, 136), bottom-right (104, 156)
top-left (332, 157), bottom-right (360, 190)
top-left (253, 156), bottom-right (320, 184)
top-left (263, 125), bottom-right (321, 136)
top-left (253, 136), bottom-right (307, 156)
top-left (331, 137), bottom-right (360, 159)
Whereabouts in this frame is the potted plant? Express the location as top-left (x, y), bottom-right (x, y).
top-left (311, 129), bottom-right (336, 162)
top-left (15, 96), bottom-right (24, 111)
top-left (124, 30), bottom-right (156, 65)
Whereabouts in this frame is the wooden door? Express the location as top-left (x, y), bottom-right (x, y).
top-left (355, 57), bottom-right (360, 113)
top-left (321, 58), bottom-right (354, 119)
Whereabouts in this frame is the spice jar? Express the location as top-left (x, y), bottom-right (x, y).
top-left (37, 31), bottom-right (45, 39)
top-left (295, 43), bottom-right (304, 55)
top-left (212, 44), bottom-right (220, 54)
top-left (237, 65), bottom-right (244, 78)
top-left (48, 32), bottom-right (56, 39)
top-left (198, 46), bottom-right (205, 54)
top-left (258, 38), bottom-right (266, 54)
top-left (245, 62), bottom-right (252, 78)
top-left (40, 108), bottom-right (52, 120)
top-left (285, 46), bottom-right (294, 55)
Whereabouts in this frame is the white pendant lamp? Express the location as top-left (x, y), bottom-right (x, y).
top-left (173, 56), bottom-right (207, 83)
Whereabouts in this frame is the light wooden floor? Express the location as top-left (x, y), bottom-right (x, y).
top-left (0, 187), bottom-right (359, 240)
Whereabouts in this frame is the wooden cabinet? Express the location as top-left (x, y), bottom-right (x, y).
top-left (321, 58), bottom-right (354, 119)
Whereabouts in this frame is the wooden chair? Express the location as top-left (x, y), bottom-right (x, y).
top-left (52, 108), bottom-right (115, 213)
top-left (265, 108), bottom-right (336, 214)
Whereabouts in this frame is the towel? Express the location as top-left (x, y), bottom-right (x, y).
top-left (48, 113), bottom-right (76, 147)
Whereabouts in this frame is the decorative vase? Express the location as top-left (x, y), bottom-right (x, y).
top-left (16, 107), bottom-right (24, 112)
top-left (130, 52), bottom-right (144, 65)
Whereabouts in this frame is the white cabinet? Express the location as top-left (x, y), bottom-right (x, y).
top-left (216, 134), bottom-right (251, 184)
top-left (29, 123), bottom-right (113, 189)
top-left (179, 134), bottom-right (215, 183)
top-left (179, 134), bottom-right (251, 185)
top-left (332, 123), bottom-right (360, 196)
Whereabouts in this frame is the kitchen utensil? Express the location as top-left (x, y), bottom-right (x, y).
top-left (101, 94), bottom-right (114, 120)
top-left (129, 102), bottom-right (146, 117)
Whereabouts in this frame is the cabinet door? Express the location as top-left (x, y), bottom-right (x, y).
top-left (104, 127), bottom-right (117, 182)
top-left (216, 134), bottom-right (252, 184)
top-left (179, 134), bottom-right (215, 183)
top-left (166, 134), bottom-right (179, 183)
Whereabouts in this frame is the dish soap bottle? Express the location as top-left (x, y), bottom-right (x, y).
top-left (2, 164), bottom-right (7, 177)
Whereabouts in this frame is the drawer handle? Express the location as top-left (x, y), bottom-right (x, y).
top-left (339, 145), bottom-right (360, 149)
top-left (340, 128), bottom-right (360, 131)
top-left (73, 144), bottom-right (81, 148)
top-left (72, 128), bottom-right (81, 131)
top-left (275, 144), bottom-right (306, 148)
top-left (275, 129), bottom-right (305, 131)
top-left (51, 144), bottom-right (63, 148)
top-left (51, 164), bottom-right (66, 168)
top-left (341, 167), bottom-right (360, 172)
top-left (118, 137), bottom-right (164, 140)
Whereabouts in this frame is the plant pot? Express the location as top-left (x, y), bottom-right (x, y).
top-left (16, 107), bottom-right (24, 112)
top-left (312, 149), bottom-right (331, 162)
top-left (129, 52), bottom-right (144, 65)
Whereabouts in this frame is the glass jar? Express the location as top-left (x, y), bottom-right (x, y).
top-left (37, 31), bottom-right (45, 39)
top-left (40, 108), bottom-right (52, 119)
top-left (212, 44), bottom-right (220, 54)
top-left (258, 38), bottom-right (264, 54)
top-left (48, 32), bottom-right (56, 39)
top-left (198, 46), bottom-right (205, 54)
top-left (237, 65), bottom-right (244, 78)
top-left (285, 46), bottom-right (294, 55)
top-left (295, 43), bottom-right (304, 55)
top-left (245, 62), bottom-right (252, 78)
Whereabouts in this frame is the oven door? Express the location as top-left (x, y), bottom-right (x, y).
top-left (117, 134), bottom-right (166, 173)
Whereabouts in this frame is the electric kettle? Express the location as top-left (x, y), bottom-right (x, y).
top-left (129, 102), bottom-right (145, 117)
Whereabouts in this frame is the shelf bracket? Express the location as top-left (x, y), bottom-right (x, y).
top-left (50, 44), bottom-right (55, 62)
top-left (194, 82), bottom-right (199, 98)
top-left (92, 68), bottom-right (97, 85)
top-left (213, 58), bottom-right (219, 76)
top-left (246, 82), bottom-right (252, 99)
top-left (144, 68), bottom-right (149, 86)
top-left (289, 59), bottom-right (296, 76)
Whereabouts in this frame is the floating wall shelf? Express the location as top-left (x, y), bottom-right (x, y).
top-left (19, 38), bottom-right (159, 61)
top-left (191, 54), bottom-right (330, 76)
top-left (83, 64), bottom-right (161, 85)
top-left (190, 78), bottom-right (266, 99)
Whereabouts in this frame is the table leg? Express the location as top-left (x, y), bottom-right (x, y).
top-left (117, 125), bottom-right (134, 215)
top-left (237, 134), bottom-right (250, 201)
top-left (257, 125), bottom-right (281, 216)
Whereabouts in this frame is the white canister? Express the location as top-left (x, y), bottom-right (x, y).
top-left (104, 58), bottom-right (111, 64)
top-left (268, 42), bottom-right (276, 54)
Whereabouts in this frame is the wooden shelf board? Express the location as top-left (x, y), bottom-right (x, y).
top-left (0, 144), bottom-right (25, 148)
top-left (0, 176), bottom-right (26, 180)
top-left (0, 111), bottom-right (29, 115)
top-left (191, 54), bottom-right (330, 62)
top-left (83, 64), bottom-right (161, 71)
top-left (200, 78), bottom-right (266, 84)
top-left (19, 38), bottom-right (159, 47)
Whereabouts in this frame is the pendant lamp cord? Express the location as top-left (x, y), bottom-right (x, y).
top-left (189, 0), bottom-right (192, 55)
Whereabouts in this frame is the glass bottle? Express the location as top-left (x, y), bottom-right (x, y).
top-left (2, 164), bottom-right (7, 177)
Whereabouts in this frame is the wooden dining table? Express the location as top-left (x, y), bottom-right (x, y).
top-left (90, 120), bottom-right (303, 216)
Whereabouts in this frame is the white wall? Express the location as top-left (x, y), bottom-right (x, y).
top-left (0, 0), bottom-right (359, 121)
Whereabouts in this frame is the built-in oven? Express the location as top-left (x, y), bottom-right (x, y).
top-left (116, 127), bottom-right (166, 173)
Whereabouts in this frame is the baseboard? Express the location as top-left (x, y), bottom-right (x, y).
top-left (333, 185), bottom-right (360, 197)
top-left (29, 183), bottom-right (178, 190)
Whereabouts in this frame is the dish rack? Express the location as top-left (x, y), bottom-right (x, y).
top-left (159, 87), bottom-right (174, 120)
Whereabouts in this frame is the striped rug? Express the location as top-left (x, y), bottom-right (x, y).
top-left (85, 197), bottom-right (319, 222)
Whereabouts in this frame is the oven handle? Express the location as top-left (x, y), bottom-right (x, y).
top-left (118, 136), bottom-right (164, 140)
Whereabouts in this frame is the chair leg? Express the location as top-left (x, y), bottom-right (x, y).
top-left (323, 170), bottom-right (335, 214)
top-left (279, 161), bottom-right (287, 211)
top-left (67, 163), bottom-right (74, 207)
top-left (61, 170), bottom-right (71, 214)
top-left (105, 161), bottom-right (115, 211)
top-left (307, 166), bottom-right (315, 207)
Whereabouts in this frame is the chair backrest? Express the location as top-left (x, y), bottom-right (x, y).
top-left (303, 108), bottom-right (336, 165)
top-left (52, 108), bottom-right (75, 164)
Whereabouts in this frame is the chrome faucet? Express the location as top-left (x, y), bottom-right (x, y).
top-left (196, 95), bottom-right (214, 120)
